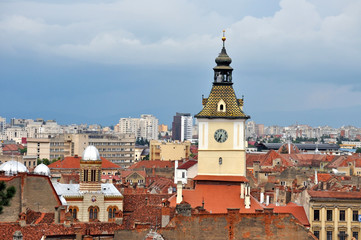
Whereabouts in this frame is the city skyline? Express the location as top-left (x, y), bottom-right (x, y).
top-left (1, 0), bottom-right (361, 127)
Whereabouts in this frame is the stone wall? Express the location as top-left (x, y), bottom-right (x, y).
top-left (115, 209), bottom-right (316, 240)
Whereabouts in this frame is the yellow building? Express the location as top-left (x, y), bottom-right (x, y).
top-left (305, 190), bottom-right (361, 240)
top-left (53, 146), bottom-right (123, 222)
top-left (149, 140), bottom-right (191, 161)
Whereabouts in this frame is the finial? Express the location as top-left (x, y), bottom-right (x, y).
top-left (222, 30), bottom-right (226, 47)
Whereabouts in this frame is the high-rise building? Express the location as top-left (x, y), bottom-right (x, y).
top-left (0, 116), bottom-right (6, 139)
top-left (172, 113), bottom-right (193, 141)
top-left (116, 114), bottom-right (159, 141)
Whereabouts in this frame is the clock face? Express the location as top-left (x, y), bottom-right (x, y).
top-left (214, 129), bottom-right (228, 143)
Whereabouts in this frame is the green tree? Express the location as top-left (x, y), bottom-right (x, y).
top-left (37, 158), bottom-right (51, 165)
top-left (356, 148), bottom-right (361, 153)
top-left (270, 137), bottom-right (281, 143)
top-left (0, 181), bottom-right (16, 214)
top-left (19, 147), bottom-right (27, 155)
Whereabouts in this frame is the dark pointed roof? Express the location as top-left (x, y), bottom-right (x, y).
top-left (195, 84), bottom-right (248, 119)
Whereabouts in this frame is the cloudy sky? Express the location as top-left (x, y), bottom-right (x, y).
top-left (1, 0), bottom-right (360, 127)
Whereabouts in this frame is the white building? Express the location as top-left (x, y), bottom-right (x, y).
top-left (116, 114), bottom-right (159, 141)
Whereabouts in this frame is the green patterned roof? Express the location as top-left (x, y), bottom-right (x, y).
top-left (195, 84), bottom-right (249, 119)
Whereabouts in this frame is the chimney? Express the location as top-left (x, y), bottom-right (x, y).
top-left (174, 160), bottom-right (179, 184)
top-left (245, 185), bottom-right (251, 209)
top-left (260, 192), bottom-right (264, 204)
top-left (266, 195), bottom-right (270, 206)
top-left (275, 188), bottom-right (279, 206)
top-left (176, 181), bottom-right (183, 204)
top-left (240, 183), bottom-right (245, 199)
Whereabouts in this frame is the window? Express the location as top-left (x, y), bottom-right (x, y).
top-left (339, 231), bottom-right (346, 240)
top-left (220, 104), bottom-right (224, 111)
top-left (327, 231), bottom-right (332, 240)
top-left (353, 232), bottom-right (359, 240)
top-left (314, 209), bottom-right (320, 221)
top-left (91, 169), bottom-right (96, 182)
top-left (313, 231), bottom-right (319, 239)
top-left (327, 210), bottom-right (333, 221)
top-left (108, 207), bottom-right (117, 222)
top-left (83, 169), bottom-right (88, 182)
top-left (353, 210), bottom-right (359, 222)
top-left (89, 206), bottom-right (98, 221)
top-left (339, 210), bottom-right (345, 221)
top-left (69, 207), bottom-right (77, 219)
top-left (182, 172), bottom-right (185, 178)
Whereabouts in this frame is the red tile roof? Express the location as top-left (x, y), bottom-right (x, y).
top-left (308, 190), bottom-right (361, 199)
top-left (246, 150), bottom-right (293, 168)
top-left (2, 144), bottom-right (24, 151)
top-left (48, 156), bottom-right (120, 169)
top-left (316, 173), bottom-right (333, 182)
top-left (268, 202), bottom-right (309, 227)
top-left (121, 170), bottom-right (146, 178)
top-left (169, 183), bottom-right (264, 213)
top-left (0, 222), bottom-right (123, 240)
top-left (177, 160), bottom-right (197, 170)
top-left (193, 175), bottom-right (248, 183)
top-left (128, 160), bottom-right (174, 170)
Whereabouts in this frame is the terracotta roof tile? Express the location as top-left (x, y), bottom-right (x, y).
top-left (308, 190), bottom-right (361, 199)
top-left (128, 160), bottom-right (174, 170)
top-left (268, 202), bottom-right (309, 227)
top-left (177, 160), bottom-right (197, 170)
top-left (169, 183), bottom-right (264, 213)
top-left (48, 156), bottom-right (120, 169)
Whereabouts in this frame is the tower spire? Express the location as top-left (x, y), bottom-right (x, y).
top-left (214, 30), bottom-right (233, 84)
top-left (222, 30), bottom-right (226, 48)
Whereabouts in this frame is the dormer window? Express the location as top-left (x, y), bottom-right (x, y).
top-left (217, 99), bottom-right (226, 112)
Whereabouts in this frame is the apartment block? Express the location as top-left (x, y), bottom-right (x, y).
top-left (149, 140), bottom-right (191, 161)
top-left (27, 133), bottom-right (136, 168)
top-left (116, 114), bottom-right (159, 141)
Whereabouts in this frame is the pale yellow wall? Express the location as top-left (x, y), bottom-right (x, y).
top-left (198, 150), bottom-right (246, 176)
top-left (149, 140), bottom-right (190, 161)
top-left (197, 119), bottom-right (246, 176)
top-left (66, 193), bottom-right (123, 222)
top-left (309, 200), bottom-right (361, 240)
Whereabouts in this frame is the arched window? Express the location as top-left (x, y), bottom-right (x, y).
top-left (89, 206), bottom-right (99, 221)
top-left (89, 208), bottom-right (93, 220)
top-left (68, 206), bottom-right (78, 219)
top-left (217, 99), bottom-right (226, 112)
top-left (107, 206), bottom-right (118, 222)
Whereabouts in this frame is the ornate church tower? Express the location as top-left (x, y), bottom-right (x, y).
top-left (79, 145), bottom-right (102, 192)
top-left (195, 31), bottom-right (250, 177)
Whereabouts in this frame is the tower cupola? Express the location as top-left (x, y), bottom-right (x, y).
top-left (213, 30), bottom-right (233, 84)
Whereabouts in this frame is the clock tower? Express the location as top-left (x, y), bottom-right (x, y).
top-left (195, 31), bottom-right (250, 177)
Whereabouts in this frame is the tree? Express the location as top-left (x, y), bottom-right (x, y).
top-left (0, 181), bottom-right (16, 214)
top-left (356, 148), bottom-right (361, 153)
top-left (19, 147), bottom-right (27, 155)
top-left (37, 158), bottom-right (51, 165)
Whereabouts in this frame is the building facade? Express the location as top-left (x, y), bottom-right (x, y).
top-left (116, 114), bottom-right (159, 141)
top-left (27, 133), bottom-right (135, 167)
top-left (172, 113), bottom-right (193, 142)
top-left (304, 190), bottom-right (361, 240)
top-left (53, 146), bottom-right (123, 222)
top-left (149, 140), bottom-right (191, 161)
